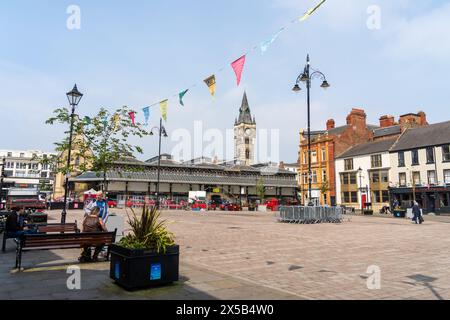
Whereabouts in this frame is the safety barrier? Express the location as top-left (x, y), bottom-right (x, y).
top-left (278, 206), bottom-right (343, 224)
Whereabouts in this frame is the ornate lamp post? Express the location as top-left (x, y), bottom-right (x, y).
top-left (293, 54), bottom-right (330, 206)
top-left (358, 167), bottom-right (364, 213)
top-left (0, 157), bottom-right (5, 210)
top-left (62, 84), bottom-right (83, 224)
top-left (150, 118), bottom-right (168, 209)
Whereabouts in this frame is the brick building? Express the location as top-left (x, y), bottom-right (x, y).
top-left (298, 108), bottom-right (378, 206)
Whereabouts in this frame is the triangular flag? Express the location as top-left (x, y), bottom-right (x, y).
top-left (179, 89), bottom-right (189, 107)
top-left (128, 111), bottom-right (136, 126)
top-left (84, 116), bottom-right (91, 125)
top-left (160, 100), bottom-right (168, 121)
top-left (113, 114), bottom-right (120, 130)
top-left (231, 55), bottom-right (246, 87)
top-left (204, 75), bottom-right (216, 99)
top-left (142, 107), bottom-right (150, 126)
top-left (299, 0), bottom-right (327, 22)
top-left (260, 28), bottom-right (284, 54)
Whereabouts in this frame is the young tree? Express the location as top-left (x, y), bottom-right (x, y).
top-left (256, 177), bottom-right (266, 203)
top-left (46, 106), bottom-right (149, 195)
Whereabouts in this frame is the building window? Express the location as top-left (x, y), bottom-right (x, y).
top-left (399, 173), bottom-right (407, 187)
top-left (303, 152), bottom-right (308, 164)
top-left (411, 150), bottom-right (419, 165)
top-left (20, 153), bottom-right (25, 158)
top-left (311, 151), bottom-right (317, 163)
top-left (312, 171), bottom-right (317, 183)
top-left (322, 170), bottom-right (327, 182)
top-left (444, 170), bottom-right (450, 184)
top-left (7, 152), bottom-right (12, 157)
top-left (398, 152), bottom-right (405, 167)
top-left (443, 145), bottom-right (450, 162)
top-left (245, 138), bottom-right (250, 145)
top-left (342, 192), bottom-right (358, 203)
top-left (245, 149), bottom-right (250, 160)
top-left (382, 190), bottom-right (389, 202)
top-left (371, 154), bottom-right (382, 168)
top-left (427, 170), bottom-right (436, 185)
top-left (350, 173), bottom-right (357, 184)
top-left (413, 171), bottom-right (421, 185)
top-left (426, 147), bottom-right (435, 164)
top-left (344, 159), bottom-right (354, 171)
top-left (371, 172), bottom-right (380, 183)
top-left (350, 192), bottom-right (358, 203)
top-left (321, 148), bottom-right (326, 162)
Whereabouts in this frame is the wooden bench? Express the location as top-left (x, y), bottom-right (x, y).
top-left (2, 223), bottom-right (79, 253)
top-left (15, 229), bottom-right (117, 270)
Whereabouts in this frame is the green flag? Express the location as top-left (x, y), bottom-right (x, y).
top-left (179, 89), bottom-right (189, 106)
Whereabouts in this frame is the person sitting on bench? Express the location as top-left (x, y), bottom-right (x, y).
top-left (79, 207), bottom-right (108, 262)
top-left (5, 208), bottom-right (37, 239)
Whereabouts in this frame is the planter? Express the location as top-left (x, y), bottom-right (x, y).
top-left (110, 244), bottom-right (179, 291)
top-left (363, 210), bottom-right (374, 216)
top-left (29, 213), bottom-right (48, 224)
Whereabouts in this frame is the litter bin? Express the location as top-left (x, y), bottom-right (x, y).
top-left (393, 209), bottom-right (406, 218)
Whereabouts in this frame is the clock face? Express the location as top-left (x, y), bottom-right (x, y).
top-left (245, 128), bottom-right (252, 136)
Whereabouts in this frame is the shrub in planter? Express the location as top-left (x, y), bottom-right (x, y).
top-left (110, 206), bottom-right (179, 290)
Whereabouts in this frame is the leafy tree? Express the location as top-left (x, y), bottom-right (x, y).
top-left (45, 106), bottom-right (149, 194)
top-left (256, 177), bottom-right (266, 203)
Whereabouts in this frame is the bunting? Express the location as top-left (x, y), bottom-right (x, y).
top-left (84, 116), bottom-right (91, 125)
top-left (113, 114), bottom-right (120, 130)
top-left (299, 0), bottom-right (327, 22)
top-left (231, 55), bottom-right (246, 86)
top-left (160, 100), bottom-right (168, 121)
top-left (142, 107), bottom-right (150, 125)
top-left (260, 28), bottom-right (284, 54)
top-left (128, 111), bottom-right (136, 126)
top-left (179, 89), bottom-right (189, 107)
top-left (204, 75), bottom-right (216, 99)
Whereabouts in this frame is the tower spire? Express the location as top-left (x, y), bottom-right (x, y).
top-left (237, 91), bottom-right (253, 125)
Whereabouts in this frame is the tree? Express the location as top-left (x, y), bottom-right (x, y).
top-left (45, 106), bottom-right (149, 195)
top-left (320, 180), bottom-right (330, 205)
top-left (256, 177), bottom-right (266, 203)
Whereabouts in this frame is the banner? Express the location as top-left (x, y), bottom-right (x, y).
top-left (299, 0), bottom-right (327, 22)
top-left (128, 111), bottom-right (136, 126)
top-left (142, 107), bottom-right (150, 125)
top-left (160, 100), bottom-right (168, 121)
top-left (260, 28), bottom-right (284, 54)
top-left (179, 89), bottom-right (189, 106)
top-left (204, 75), bottom-right (216, 98)
top-left (231, 55), bottom-right (246, 86)
top-left (113, 114), bottom-right (120, 130)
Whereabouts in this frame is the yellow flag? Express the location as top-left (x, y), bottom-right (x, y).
top-left (113, 114), bottom-right (120, 130)
top-left (204, 75), bottom-right (216, 99)
top-left (160, 100), bottom-right (168, 121)
top-left (299, 0), bottom-right (327, 22)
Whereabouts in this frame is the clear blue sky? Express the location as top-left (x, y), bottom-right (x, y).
top-left (1, 0), bottom-right (450, 163)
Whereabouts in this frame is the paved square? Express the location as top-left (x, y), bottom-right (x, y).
top-left (1, 210), bottom-right (450, 300)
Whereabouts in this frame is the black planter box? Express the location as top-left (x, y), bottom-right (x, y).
top-left (29, 213), bottom-right (48, 224)
top-left (110, 244), bottom-right (179, 290)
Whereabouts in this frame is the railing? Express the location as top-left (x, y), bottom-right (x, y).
top-left (278, 206), bottom-right (343, 224)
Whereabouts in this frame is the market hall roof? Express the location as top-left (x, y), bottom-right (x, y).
top-left (390, 120), bottom-right (450, 152)
top-left (336, 139), bottom-right (397, 159)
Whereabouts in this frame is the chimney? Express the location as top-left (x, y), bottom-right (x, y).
top-left (379, 115), bottom-right (395, 128)
top-left (326, 119), bottom-right (335, 130)
top-left (346, 108), bottom-right (367, 128)
top-left (418, 111), bottom-right (428, 125)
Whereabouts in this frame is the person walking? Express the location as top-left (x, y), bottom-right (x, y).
top-left (412, 201), bottom-right (424, 224)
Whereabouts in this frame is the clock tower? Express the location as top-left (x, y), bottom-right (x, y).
top-left (234, 92), bottom-right (256, 166)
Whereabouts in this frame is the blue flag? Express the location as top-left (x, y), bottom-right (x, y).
top-left (142, 106), bottom-right (150, 126)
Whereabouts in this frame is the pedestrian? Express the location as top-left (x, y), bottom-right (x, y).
top-left (84, 197), bottom-right (97, 217)
top-left (96, 193), bottom-right (109, 223)
top-left (412, 201), bottom-right (424, 224)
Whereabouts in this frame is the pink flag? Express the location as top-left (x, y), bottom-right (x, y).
top-left (128, 111), bottom-right (136, 125)
top-left (231, 55), bottom-right (246, 86)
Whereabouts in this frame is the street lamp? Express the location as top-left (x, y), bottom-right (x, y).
top-left (62, 84), bottom-right (83, 224)
top-left (293, 54), bottom-right (330, 207)
top-left (0, 157), bottom-right (6, 210)
top-left (358, 167), bottom-right (364, 214)
top-left (150, 118), bottom-right (168, 209)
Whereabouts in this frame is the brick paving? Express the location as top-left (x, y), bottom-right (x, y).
top-left (1, 209), bottom-right (450, 300)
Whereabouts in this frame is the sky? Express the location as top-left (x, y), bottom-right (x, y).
top-left (1, 0), bottom-right (450, 163)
